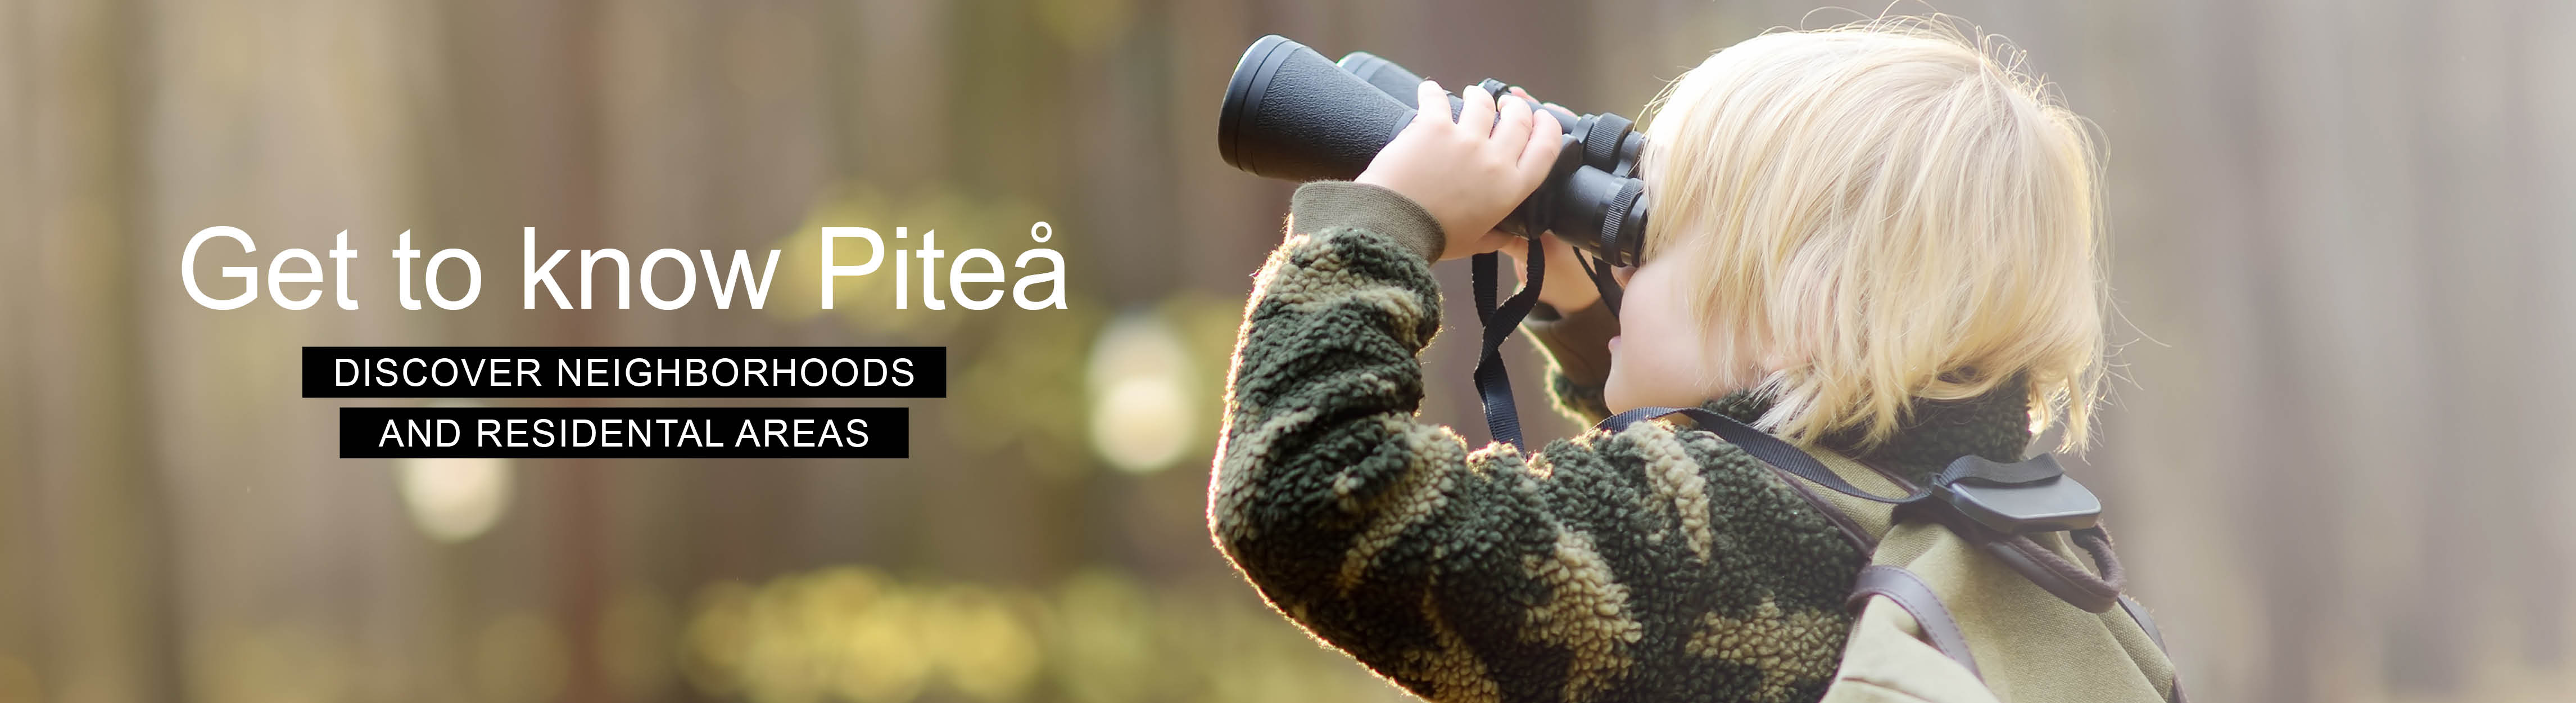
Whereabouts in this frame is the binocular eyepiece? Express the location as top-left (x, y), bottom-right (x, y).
top-left (1218, 35), bottom-right (1651, 267)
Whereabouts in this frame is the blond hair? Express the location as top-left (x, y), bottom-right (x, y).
top-left (1638, 16), bottom-right (2106, 452)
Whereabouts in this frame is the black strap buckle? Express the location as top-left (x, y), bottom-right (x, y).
top-left (1933, 454), bottom-right (2102, 534)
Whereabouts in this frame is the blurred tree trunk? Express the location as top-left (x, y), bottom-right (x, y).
top-left (7, 0), bottom-right (182, 701)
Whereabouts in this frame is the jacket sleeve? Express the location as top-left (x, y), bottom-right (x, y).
top-left (1208, 181), bottom-right (1867, 703)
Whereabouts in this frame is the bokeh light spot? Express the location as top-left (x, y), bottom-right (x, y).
top-left (1085, 312), bottom-right (1199, 473)
top-left (397, 454), bottom-right (512, 544)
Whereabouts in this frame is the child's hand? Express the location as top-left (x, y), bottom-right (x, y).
top-left (1496, 233), bottom-right (1605, 312)
top-left (1357, 81), bottom-right (1564, 261)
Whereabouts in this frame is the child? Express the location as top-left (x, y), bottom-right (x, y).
top-left (1210, 18), bottom-right (2104, 702)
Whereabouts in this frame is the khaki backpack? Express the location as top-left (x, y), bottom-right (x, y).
top-left (1601, 407), bottom-right (2186, 703)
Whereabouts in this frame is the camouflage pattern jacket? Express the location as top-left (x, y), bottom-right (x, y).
top-left (1208, 181), bottom-right (2040, 703)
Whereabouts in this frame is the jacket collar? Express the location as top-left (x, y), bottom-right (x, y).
top-left (1699, 377), bottom-right (2035, 481)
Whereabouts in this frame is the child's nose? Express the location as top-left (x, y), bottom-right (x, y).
top-left (1612, 265), bottom-right (1637, 287)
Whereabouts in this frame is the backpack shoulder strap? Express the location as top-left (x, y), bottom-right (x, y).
top-left (2115, 595), bottom-right (2168, 652)
top-left (2115, 594), bottom-right (2190, 702)
top-left (1848, 565), bottom-right (1982, 679)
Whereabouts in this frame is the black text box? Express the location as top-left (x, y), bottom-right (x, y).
top-left (305, 346), bottom-right (944, 398)
top-left (341, 405), bottom-right (909, 458)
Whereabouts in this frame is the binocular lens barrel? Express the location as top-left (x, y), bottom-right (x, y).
top-left (1219, 35), bottom-right (1415, 183)
top-left (1334, 51), bottom-right (1428, 102)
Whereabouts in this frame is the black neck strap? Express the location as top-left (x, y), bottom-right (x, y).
top-left (1596, 405), bottom-right (2084, 515)
top-left (1467, 241), bottom-right (1630, 451)
top-left (1598, 405), bottom-right (1928, 503)
top-left (1468, 245), bottom-right (1544, 449)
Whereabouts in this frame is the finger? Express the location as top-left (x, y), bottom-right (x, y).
top-left (1542, 232), bottom-right (1585, 274)
top-left (1542, 231), bottom-right (1579, 259)
top-left (1458, 83), bottom-right (1497, 137)
top-left (1516, 110), bottom-right (1565, 177)
top-left (1470, 231), bottom-right (1516, 257)
top-left (1508, 87), bottom-right (1561, 118)
top-left (1414, 80), bottom-right (1450, 125)
top-left (1490, 96), bottom-right (1535, 156)
top-left (1499, 239), bottom-right (1537, 282)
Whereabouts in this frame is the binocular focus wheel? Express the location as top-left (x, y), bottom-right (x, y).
top-left (1583, 113), bottom-right (1630, 172)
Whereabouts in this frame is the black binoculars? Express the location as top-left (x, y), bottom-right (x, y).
top-left (1217, 35), bottom-right (1652, 268)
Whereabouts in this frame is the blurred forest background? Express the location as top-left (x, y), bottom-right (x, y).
top-left (5, 0), bottom-right (2575, 702)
